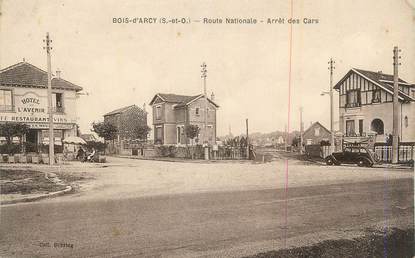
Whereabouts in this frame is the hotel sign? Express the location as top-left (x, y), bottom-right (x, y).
top-left (0, 92), bottom-right (77, 125)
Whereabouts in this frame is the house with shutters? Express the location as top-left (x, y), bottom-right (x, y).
top-left (334, 68), bottom-right (415, 143)
top-left (149, 93), bottom-right (219, 145)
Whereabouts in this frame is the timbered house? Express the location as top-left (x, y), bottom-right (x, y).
top-left (334, 68), bottom-right (415, 143)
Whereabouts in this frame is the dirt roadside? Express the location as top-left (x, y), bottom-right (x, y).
top-left (245, 227), bottom-right (414, 258)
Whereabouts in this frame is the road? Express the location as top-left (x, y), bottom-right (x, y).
top-left (0, 158), bottom-right (413, 257)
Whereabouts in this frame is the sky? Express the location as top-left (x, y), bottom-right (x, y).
top-left (1, 0), bottom-right (414, 136)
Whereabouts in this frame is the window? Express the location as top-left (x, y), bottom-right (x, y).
top-left (155, 126), bottom-right (163, 144)
top-left (314, 127), bottom-right (320, 136)
top-left (404, 116), bottom-right (408, 128)
top-left (155, 106), bottom-right (161, 120)
top-left (358, 119), bottom-right (363, 136)
top-left (52, 93), bottom-right (64, 112)
top-left (346, 120), bottom-right (355, 136)
top-left (195, 107), bottom-right (200, 116)
top-left (372, 89), bottom-right (381, 103)
top-left (0, 89), bottom-right (13, 111)
top-left (346, 90), bottom-right (361, 108)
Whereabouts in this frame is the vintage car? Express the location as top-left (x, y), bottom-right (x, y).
top-left (325, 146), bottom-right (379, 167)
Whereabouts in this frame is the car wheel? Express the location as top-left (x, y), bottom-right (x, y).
top-left (357, 159), bottom-right (365, 167)
top-left (326, 157), bottom-right (334, 165)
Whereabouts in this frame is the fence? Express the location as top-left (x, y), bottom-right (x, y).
top-left (150, 145), bottom-right (249, 160)
top-left (374, 145), bottom-right (414, 163)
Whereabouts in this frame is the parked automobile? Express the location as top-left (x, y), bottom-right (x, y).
top-left (325, 146), bottom-right (379, 167)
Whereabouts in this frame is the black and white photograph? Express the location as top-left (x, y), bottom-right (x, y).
top-left (0, 0), bottom-right (414, 257)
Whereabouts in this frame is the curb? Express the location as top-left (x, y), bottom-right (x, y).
top-left (0, 185), bottom-right (73, 205)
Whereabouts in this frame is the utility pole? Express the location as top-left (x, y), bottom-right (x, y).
top-left (328, 58), bottom-right (335, 153)
top-left (246, 119), bottom-right (249, 159)
top-left (299, 107), bottom-right (303, 154)
top-left (44, 33), bottom-right (54, 165)
top-left (201, 62), bottom-right (208, 145)
top-left (392, 46), bottom-right (401, 164)
top-left (284, 124), bottom-right (287, 152)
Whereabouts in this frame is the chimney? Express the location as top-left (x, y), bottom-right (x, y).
top-left (56, 69), bottom-right (61, 79)
top-left (211, 92), bottom-right (215, 101)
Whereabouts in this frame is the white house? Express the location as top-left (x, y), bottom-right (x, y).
top-left (334, 68), bottom-right (415, 143)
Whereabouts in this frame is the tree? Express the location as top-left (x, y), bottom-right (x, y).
top-left (91, 121), bottom-right (118, 141)
top-left (0, 122), bottom-right (29, 153)
top-left (0, 122), bottom-right (29, 144)
top-left (291, 136), bottom-right (301, 147)
top-left (185, 124), bottom-right (200, 145)
top-left (132, 124), bottom-right (151, 141)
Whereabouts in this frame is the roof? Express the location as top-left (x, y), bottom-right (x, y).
top-left (149, 93), bottom-right (219, 108)
top-left (80, 134), bottom-right (98, 142)
top-left (303, 122), bottom-right (330, 136)
top-left (103, 105), bottom-right (140, 117)
top-left (334, 68), bottom-right (414, 102)
top-left (0, 62), bottom-right (83, 91)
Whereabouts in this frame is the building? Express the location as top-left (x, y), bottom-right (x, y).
top-left (302, 121), bottom-right (331, 145)
top-left (0, 61), bottom-right (82, 152)
top-left (149, 93), bottom-right (219, 145)
top-left (103, 104), bottom-right (148, 153)
top-left (334, 68), bottom-right (415, 143)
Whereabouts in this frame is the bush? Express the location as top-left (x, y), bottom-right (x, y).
top-left (0, 144), bottom-right (21, 154)
top-left (85, 141), bottom-right (107, 154)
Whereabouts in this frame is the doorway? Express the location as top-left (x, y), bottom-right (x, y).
top-left (26, 129), bottom-right (38, 152)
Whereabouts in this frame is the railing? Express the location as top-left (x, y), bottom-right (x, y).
top-left (0, 105), bottom-right (14, 112)
top-left (374, 145), bottom-right (414, 163)
top-left (52, 106), bottom-right (65, 113)
top-left (345, 102), bottom-right (361, 108)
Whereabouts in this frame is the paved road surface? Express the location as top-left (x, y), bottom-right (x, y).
top-left (0, 178), bottom-right (412, 257)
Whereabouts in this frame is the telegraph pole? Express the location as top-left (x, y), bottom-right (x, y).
top-left (246, 119), bottom-right (249, 159)
top-left (284, 124), bottom-right (288, 151)
top-left (299, 107), bottom-right (303, 154)
top-left (201, 62), bottom-right (208, 144)
top-left (328, 58), bottom-right (335, 153)
top-left (392, 46), bottom-right (401, 164)
top-left (44, 33), bottom-right (54, 165)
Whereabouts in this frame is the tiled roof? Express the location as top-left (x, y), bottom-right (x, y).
top-left (0, 62), bottom-right (83, 91)
top-left (104, 105), bottom-right (137, 116)
top-left (158, 93), bottom-right (199, 104)
top-left (150, 93), bottom-right (219, 108)
top-left (334, 68), bottom-right (414, 102)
